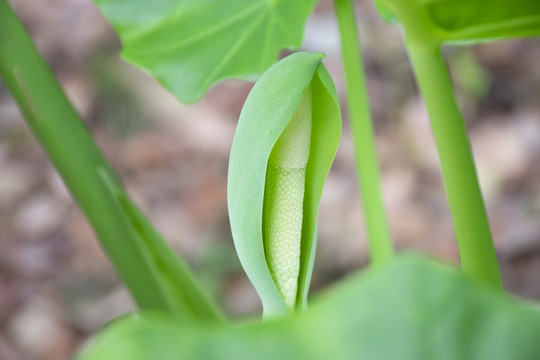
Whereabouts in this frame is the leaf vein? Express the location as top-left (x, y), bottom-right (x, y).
top-left (130, 2), bottom-right (265, 55)
top-left (197, 13), bottom-right (268, 93)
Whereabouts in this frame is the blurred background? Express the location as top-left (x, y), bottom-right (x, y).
top-left (1, 0), bottom-right (540, 358)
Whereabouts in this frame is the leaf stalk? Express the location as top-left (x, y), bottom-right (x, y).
top-left (334, 0), bottom-right (395, 267)
top-left (405, 39), bottom-right (503, 291)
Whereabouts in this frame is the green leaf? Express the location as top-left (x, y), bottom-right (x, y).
top-left (0, 0), bottom-right (221, 323)
top-left (373, 0), bottom-right (540, 44)
top-left (76, 255), bottom-right (540, 360)
top-left (94, 0), bottom-right (318, 103)
top-left (429, 0), bottom-right (540, 42)
top-left (227, 52), bottom-right (342, 317)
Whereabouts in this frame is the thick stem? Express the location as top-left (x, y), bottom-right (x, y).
top-left (406, 42), bottom-right (503, 291)
top-left (334, 0), bottom-right (394, 266)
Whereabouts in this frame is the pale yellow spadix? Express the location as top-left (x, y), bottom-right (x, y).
top-left (263, 87), bottom-right (311, 311)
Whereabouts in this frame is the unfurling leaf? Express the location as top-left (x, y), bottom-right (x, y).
top-left (227, 52), bottom-right (341, 317)
top-left (373, 0), bottom-right (540, 44)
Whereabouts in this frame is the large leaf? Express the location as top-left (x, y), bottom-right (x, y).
top-left (373, 0), bottom-right (540, 44)
top-left (94, 0), bottom-right (318, 103)
top-left (227, 52), bottom-right (341, 317)
top-left (76, 255), bottom-right (540, 359)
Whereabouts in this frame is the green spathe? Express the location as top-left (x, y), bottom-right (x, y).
top-left (228, 52), bottom-right (341, 317)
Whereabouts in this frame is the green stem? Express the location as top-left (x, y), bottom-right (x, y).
top-left (334, 0), bottom-right (394, 266)
top-left (0, 0), bottom-right (222, 320)
top-left (406, 41), bottom-right (503, 291)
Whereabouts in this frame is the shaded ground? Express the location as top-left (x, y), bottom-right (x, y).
top-left (1, 0), bottom-right (540, 359)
